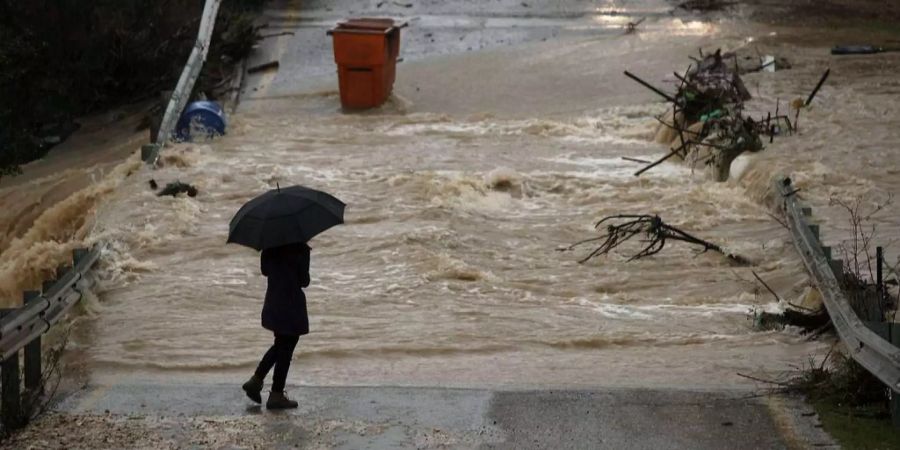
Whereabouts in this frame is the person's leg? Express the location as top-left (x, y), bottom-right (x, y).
top-left (266, 334), bottom-right (300, 409)
top-left (271, 334), bottom-right (300, 392)
top-left (254, 339), bottom-right (279, 379)
top-left (243, 334), bottom-right (278, 404)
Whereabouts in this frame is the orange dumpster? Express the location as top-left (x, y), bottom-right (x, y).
top-left (328, 18), bottom-right (406, 110)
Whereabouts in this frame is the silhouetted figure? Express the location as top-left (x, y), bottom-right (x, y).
top-left (242, 242), bottom-right (310, 409)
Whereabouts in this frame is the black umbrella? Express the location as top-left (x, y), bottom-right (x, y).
top-left (228, 185), bottom-right (345, 251)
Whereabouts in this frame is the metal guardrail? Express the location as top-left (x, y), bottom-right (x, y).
top-left (145, 0), bottom-right (222, 165)
top-left (776, 177), bottom-right (900, 392)
top-left (0, 244), bottom-right (102, 429)
top-left (0, 245), bottom-right (101, 360)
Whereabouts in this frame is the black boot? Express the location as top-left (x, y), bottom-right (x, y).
top-left (242, 374), bottom-right (263, 404)
top-left (266, 391), bottom-right (298, 409)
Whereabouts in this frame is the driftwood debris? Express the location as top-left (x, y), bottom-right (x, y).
top-left (150, 179), bottom-right (199, 198)
top-left (684, 49), bottom-right (752, 106)
top-left (626, 49), bottom-right (797, 181)
top-left (247, 61), bottom-right (280, 74)
top-left (623, 70), bottom-right (679, 104)
top-left (805, 68), bottom-right (830, 106)
top-left (621, 156), bottom-right (652, 164)
top-left (562, 214), bottom-right (750, 265)
top-left (624, 17), bottom-right (646, 34)
top-left (755, 308), bottom-right (831, 333)
top-left (749, 271), bottom-right (832, 334)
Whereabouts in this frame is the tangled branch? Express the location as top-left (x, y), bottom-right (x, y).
top-left (562, 214), bottom-right (750, 265)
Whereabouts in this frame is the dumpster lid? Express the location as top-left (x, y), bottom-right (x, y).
top-left (328, 18), bottom-right (408, 35)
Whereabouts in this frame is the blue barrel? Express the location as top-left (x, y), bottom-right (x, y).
top-left (175, 101), bottom-right (227, 142)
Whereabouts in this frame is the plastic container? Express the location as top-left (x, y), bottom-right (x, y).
top-left (328, 18), bottom-right (406, 110)
top-left (175, 101), bottom-right (227, 141)
top-left (335, 65), bottom-right (390, 110)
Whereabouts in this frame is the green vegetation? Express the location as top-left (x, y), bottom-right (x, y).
top-left (812, 399), bottom-right (900, 450)
top-left (0, 0), bottom-right (266, 181)
top-left (789, 351), bottom-right (900, 449)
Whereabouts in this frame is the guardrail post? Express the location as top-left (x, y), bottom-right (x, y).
top-left (73, 247), bottom-right (89, 264)
top-left (830, 259), bottom-right (844, 284)
top-left (807, 224), bottom-right (820, 241)
top-left (876, 246), bottom-right (884, 307)
top-left (893, 392), bottom-right (900, 428)
top-left (22, 292), bottom-right (42, 394)
top-left (868, 323), bottom-right (900, 428)
top-left (55, 265), bottom-right (71, 281)
top-left (41, 278), bottom-right (56, 294)
top-left (892, 327), bottom-right (900, 428)
top-left (0, 309), bottom-right (24, 430)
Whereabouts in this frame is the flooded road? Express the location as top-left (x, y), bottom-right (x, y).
top-left (61, 0), bottom-right (833, 389)
top-left (82, 104), bottom-right (820, 387)
top-left (8, 0), bottom-right (899, 390)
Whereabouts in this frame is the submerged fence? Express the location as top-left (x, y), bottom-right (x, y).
top-left (143, 0), bottom-right (222, 165)
top-left (775, 177), bottom-right (900, 423)
top-left (0, 245), bottom-right (102, 429)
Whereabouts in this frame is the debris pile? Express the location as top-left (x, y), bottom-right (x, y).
top-left (626, 49), bottom-right (804, 181)
top-left (751, 281), bottom-right (831, 336)
top-left (149, 179), bottom-right (198, 198)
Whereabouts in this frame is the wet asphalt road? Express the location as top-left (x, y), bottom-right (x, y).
top-left (59, 383), bottom-right (819, 449)
top-left (240, 0), bottom-right (668, 101)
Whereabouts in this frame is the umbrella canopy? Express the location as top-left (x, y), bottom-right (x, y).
top-left (228, 185), bottom-right (345, 251)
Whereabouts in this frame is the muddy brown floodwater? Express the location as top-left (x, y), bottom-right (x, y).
top-left (2, 0), bottom-right (897, 390)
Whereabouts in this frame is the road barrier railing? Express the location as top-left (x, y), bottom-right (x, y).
top-left (776, 177), bottom-right (900, 396)
top-left (0, 244), bottom-right (102, 430)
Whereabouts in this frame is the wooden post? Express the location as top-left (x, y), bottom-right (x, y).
top-left (0, 309), bottom-right (24, 430)
top-left (23, 292), bottom-right (42, 393)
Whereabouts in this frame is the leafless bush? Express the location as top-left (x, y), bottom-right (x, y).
top-left (828, 194), bottom-right (896, 320)
top-left (829, 194), bottom-right (892, 282)
top-left (740, 347), bottom-right (889, 413)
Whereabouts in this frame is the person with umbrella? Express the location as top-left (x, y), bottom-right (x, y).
top-left (229, 185), bottom-right (345, 409)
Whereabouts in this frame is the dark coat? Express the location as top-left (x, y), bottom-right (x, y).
top-left (261, 243), bottom-right (310, 336)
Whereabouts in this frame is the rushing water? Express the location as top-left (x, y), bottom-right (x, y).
top-left (3, 1), bottom-right (897, 388)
